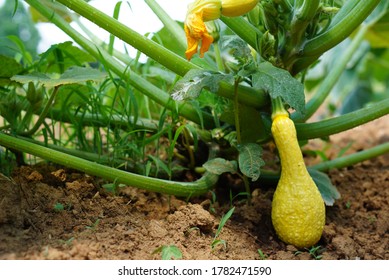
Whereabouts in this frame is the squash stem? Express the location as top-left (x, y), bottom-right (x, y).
top-left (271, 97), bottom-right (289, 120)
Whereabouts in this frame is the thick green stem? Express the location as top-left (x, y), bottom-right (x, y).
top-left (260, 141), bottom-right (389, 184)
top-left (301, 0), bottom-right (380, 57)
top-left (271, 96), bottom-right (289, 119)
top-left (220, 16), bottom-right (263, 51)
top-left (296, 98), bottom-right (389, 140)
top-left (292, 0), bottom-right (380, 74)
top-left (0, 132), bottom-right (218, 197)
top-left (289, 0), bottom-right (320, 46)
top-left (312, 142), bottom-right (389, 172)
top-left (55, 0), bottom-right (195, 77)
top-left (293, 23), bottom-right (370, 122)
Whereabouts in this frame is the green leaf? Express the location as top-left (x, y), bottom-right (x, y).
top-left (0, 55), bottom-right (23, 78)
top-left (38, 41), bottom-right (95, 73)
top-left (252, 62), bottom-right (305, 116)
top-left (238, 143), bottom-right (265, 181)
top-left (11, 66), bottom-right (107, 88)
top-left (153, 245), bottom-right (182, 260)
top-left (339, 83), bottom-right (373, 114)
top-left (214, 207), bottom-right (235, 240)
top-left (308, 168), bottom-right (341, 206)
top-left (220, 35), bottom-right (253, 64)
top-left (203, 158), bottom-right (238, 175)
top-left (171, 69), bottom-right (233, 101)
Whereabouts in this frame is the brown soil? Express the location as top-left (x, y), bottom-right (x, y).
top-left (0, 116), bottom-right (388, 260)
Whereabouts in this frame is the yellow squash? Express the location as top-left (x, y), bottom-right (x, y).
top-left (271, 114), bottom-right (325, 248)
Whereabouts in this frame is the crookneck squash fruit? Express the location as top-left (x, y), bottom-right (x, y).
top-left (271, 112), bottom-right (325, 248)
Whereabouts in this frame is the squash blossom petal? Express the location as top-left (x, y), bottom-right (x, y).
top-left (184, 0), bottom-right (222, 60)
top-left (184, 0), bottom-right (258, 60)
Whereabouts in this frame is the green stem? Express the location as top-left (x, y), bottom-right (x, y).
top-left (292, 0), bottom-right (380, 74)
top-left (301, 0), bottom-right (380, 57)
top-left (144, 0), bottom-right (186, 50)
top-left (271, 96), bottom-right (288, 119)
top-left (312, 142), bottom-right (389, 172)
top-left (287, 0), bottom-right (320, 47)
top-left (27, 0), bottom-right (269, 113)
top-left (20, 86), bottom-right (60, 136)
top-left (293, 23), bottom-right (370, 122)
top-left (213, 42), bottom-right (225, 72)
top-left (0, 132), bottom-right (218, 197)
top-left (260, 141), bottom-right (389, 184)
top-left (55, 0), bottom-right (196, 77)
top-left (296, 98), bottom-right (389, 140)
top-left (233, 79), bottom-right (242, 144)
top-left (25, 0), bottom-right (215, 128)
top-left (220, 16), bottom-right (263, 51)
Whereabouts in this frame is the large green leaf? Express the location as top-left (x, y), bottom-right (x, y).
top-left (238, 143), bottom-right (265, 181)
top-left (11, 66), bottom-right (107, 88)
top-left (171, 69), bottom-right (234, 101)
top-left (308, 168), bottom-right (341, 206)
top-left (252, 62), bottom-right (305, 116)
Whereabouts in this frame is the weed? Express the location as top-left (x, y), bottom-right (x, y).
top-left (257, 249), bottom-right (267, 260)
top-left (53, 202), bottom-right (64, 212)
top-left (211, 207), bottom-right (235, 250)
top-left (294, 245), bottom-right (323, 260)
top-left (152, 245), bottom-right (182, 260)
top-left (345, 201), bottom-right (351, 209)
top-left (308, 245), bottom-right (323, 260)
top-left (85, 219), bottom-right (100, 232)
top-left (184, 226), bottom-right (200, 237)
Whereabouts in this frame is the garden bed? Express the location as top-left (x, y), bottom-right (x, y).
top-left (0, 116), bottom-right (388, 260)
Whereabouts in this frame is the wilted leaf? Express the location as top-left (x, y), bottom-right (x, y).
top-left (171, 69), bottom-right (233, 101)
top-left (238, 143), bottom-right (265, 181)
top-left (203, 158), bottom-right (238, 175)
top-left (252, 62), bottom-right (305, 116)
top-left (308, 168), bottom-right (341, 206)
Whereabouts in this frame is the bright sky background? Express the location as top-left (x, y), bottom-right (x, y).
top-left (1, 0), bottom-right (191, 58)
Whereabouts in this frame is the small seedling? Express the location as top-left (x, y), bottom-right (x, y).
top-left (294, 245), bottom-right (323, 260)
top-left (209, 191), bottom-right (217, 214)
top-left (85, 219), bottom-right (100, 232)
top-left (257, 249), bottom-right (268, 260)
top-left (152, 245), bottom-right (182, 260)
top-left (211, 207), bottom-right (235, 250)
top-left (308, 245), bottom-right (323, 260)
top-left (345, 201), bottom-right (351, 209)
top-left (184, 226), bottom-right (200, 237)
top-left (53, 202), bottom-right (64, 212)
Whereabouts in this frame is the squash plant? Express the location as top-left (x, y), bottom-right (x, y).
top-left (1, 0), bottom-right (389, 247)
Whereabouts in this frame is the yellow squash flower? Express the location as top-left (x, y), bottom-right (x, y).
top-left (184, 0), bottom-right (222, 60)
top-left (184, 0), bottom-right (259, 60)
